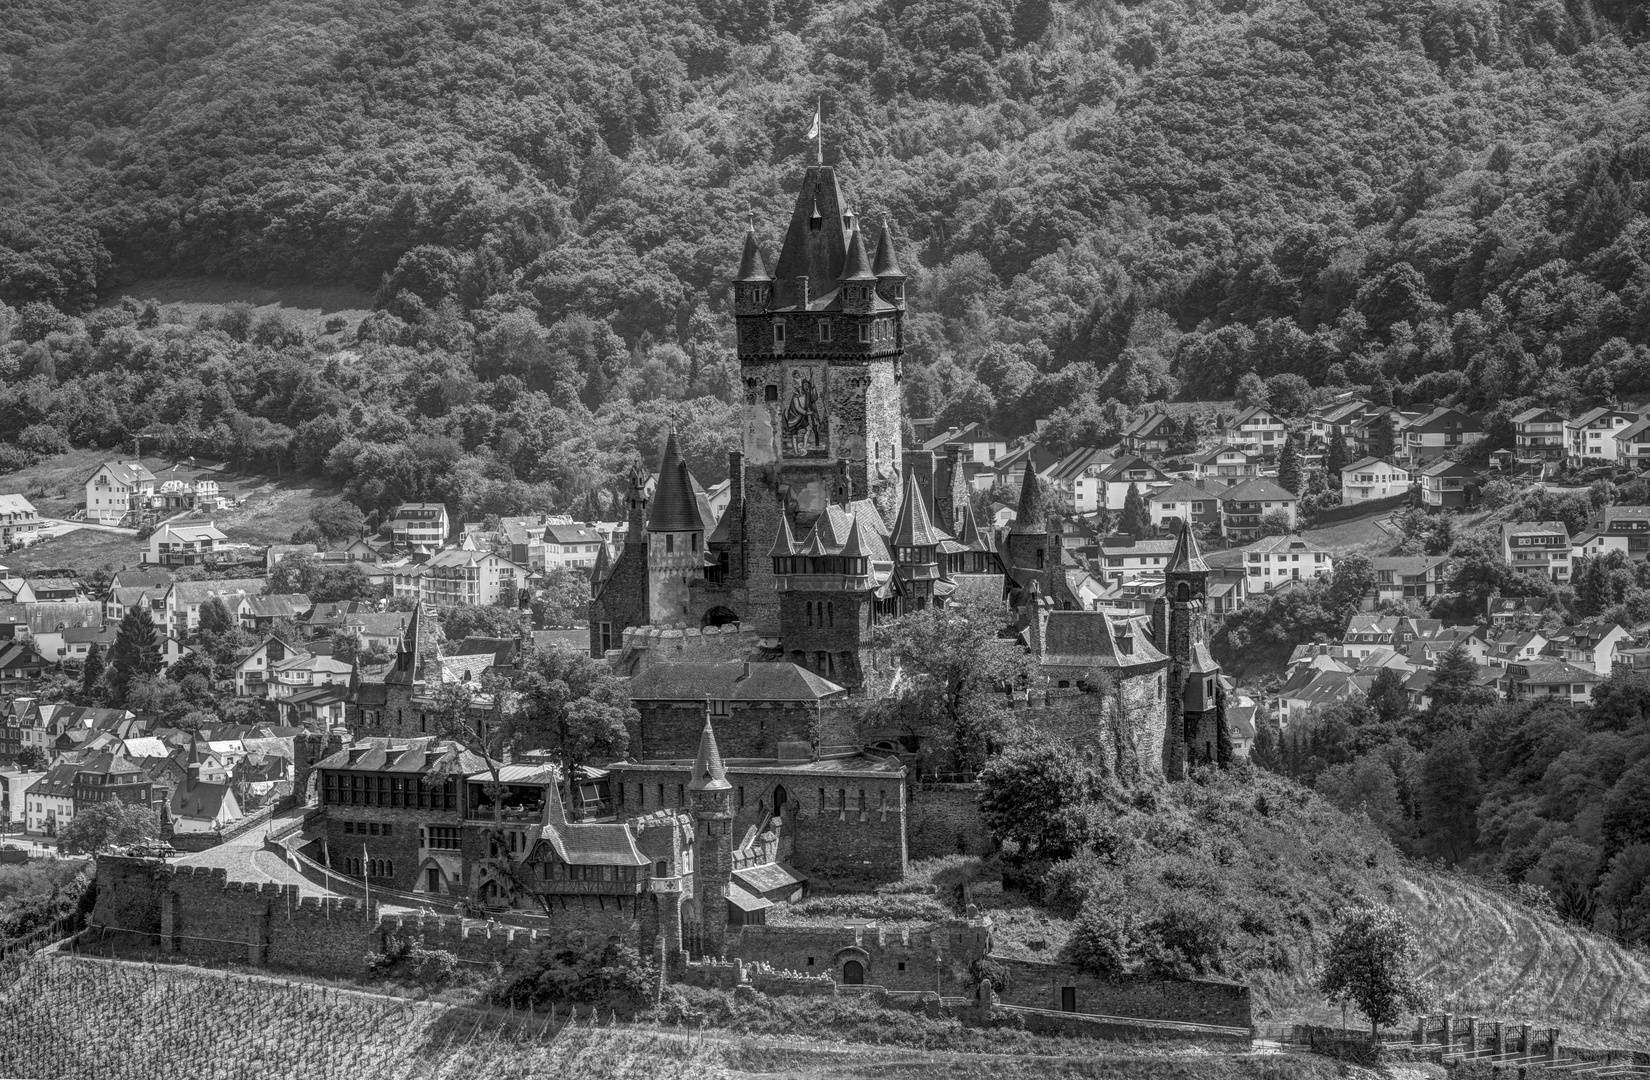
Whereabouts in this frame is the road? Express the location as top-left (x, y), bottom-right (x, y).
top-left (38, 517), bottom-right (139, 538)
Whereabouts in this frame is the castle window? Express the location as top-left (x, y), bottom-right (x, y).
top-left (819, 320), bottom-right (833, 343)
top-left (895, 282), bottom-right (905, 302)
top-left (827, 602), bottom-right (834, 628)
top-left (738, 786), bottom-right (745, 808)
top-left (693, 533), bottom-right (700, 552)
top-left (773, 322), bottom-right (786, 347)
top-left (666, 534), bottom-right (674, 554)
top-left (858, 323), bottom-right (870, 343)
top-left (710, 699), bottom-right (728, 716)
top-left (805, 601), bottom-right (814, 627)
top-left (1157, 675), bottom-right (1164, 700)
top-left (344, 820), bottom-right (354, 834)
top-left (600, 623), bottom-right (612, 653)
top-left (818, 787), bottom-right (826, 813)
top-left (678, 783), bottom-right (685, 804)
top-left (766, 383), bottom-right (779, 402)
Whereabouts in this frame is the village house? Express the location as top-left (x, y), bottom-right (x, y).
top-left (1565, 407), bottom-right (1638, 467)
top-left (1400, 407), bottom-right (1484, 465)
top-left (1543, 619), bottom-right (1631, 676)
top-left (1419, 459), bottom-right (1481, 509)
top-left (0, 495), bottom-right (43, 549)
top-left (1308, 398), bottom-right (1374, 446)
top-left (1613, 417), bottom-right (1650, 472)
top-left (1368, 555), bottom-right (1447, 606)
top-left (1340, 457), bottom-right (1411, 504)
top-left (1146, 482), bottom-right (1221, 534)
top-left (543, 523), bottom-right (607, 570)
top-left (24, 763), bottom-right (77, 836)
top-left (1487, 595), bottom-right (1556, 628)
top-left (1222, 406), bottom-right (1289, 463)
top-left (420, 547), bottom-right (529, 607)
top-left (1044, 447), bottom-right (1116, 515)
top-left (921, 421), bottom-right (1007, 467)
top-left (1502, 521), bottom-right (1572, 583)
top-left (1350, 406), bottom-right (1409, 457)
top-left (1190, 445), bottom-right (1260, 487)
top-left (236, 593), bottom-right (312, 632)
top-left (1512, 407), bottom-right (1567, 475)
top-left (1094, 456), bottom-right (1173, 511)
top-left (1505, 660), bottom-right (1601, 705)
top-left (1217, 478), bottom-right (1298, 540)
top-left (389, 503), bottom-right (451, 549)
top-left (145, 521), bottom-right (228, 566)
top-left (164, 578), bottom-right (267, 636)
top-left (84, 460), bottom-right (157, 525)
top-left (1243, 535), bottom-right (1334, 591)
top-left (1120, 411), bottom-right (1175, 457)
top-left (1094, 534), bottom-right (1179, 582)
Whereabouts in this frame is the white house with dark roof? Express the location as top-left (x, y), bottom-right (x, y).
top-left (0, 494), bottom-right (43, 548)
top-left (1565, 407), bottom-right (1638, 467)
top-left (1369, 556), bottom-right (1447, 605)
top-left (1243, 535), bottom-right (1334, 591)
top-left (1614, 417), bottom-right (1650, 472)
top-left (1095, 456), bottom-right (1173, 511)
top-left (146, 521), bottom-right (228, 566)
top-left (1221, 406), bottom-right (1288, 462)
top-left (1513, 407), bottom-right (1567, 474)
top-left (84, 460), bottom-right (157, 525)
top-left (1502, 521), bottom-right (1571, 582)
top-left (389, 503), bottom-right (451, 548)
top-left (1044, 447), bottom-right (1116, 514)
top-left (1217, 478), bottom-right (1298, 539)
top-left (1094, 534), bottom-right (1179, 582)
top-left (542, 523), bottom-right (606, 569)
top-left (1120, 411), bottom-right (1175, 457)
top-left (1191, 445), bottom-right (1259, 487)
top-left (1401, 407), bottom-right (1484, 465)
top-left (1340, 457), bottom-right (1410, 503)
top-left (1146, 481), bottom-right (1221, 533)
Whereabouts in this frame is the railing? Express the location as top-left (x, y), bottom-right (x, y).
top-left (999, 1003), bottom-right (1252, 1039)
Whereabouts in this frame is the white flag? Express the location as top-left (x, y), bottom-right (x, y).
top-left (807, 101), bottom-right (821, 141)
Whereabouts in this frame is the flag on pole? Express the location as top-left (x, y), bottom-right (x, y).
top-left (807, 99), bottom-right (821, 141)
top-left (808, 98), bottom-right (822, 165)
top-left (362, 842), bottom-right (371, 910)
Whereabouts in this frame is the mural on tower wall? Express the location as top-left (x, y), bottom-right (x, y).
top-left (782, 364), bottom-right (829, 459)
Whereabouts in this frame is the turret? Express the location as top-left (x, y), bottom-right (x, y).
top-left (733, 220), bottom-right (772, 316)
top-left (688, 717), bottom-right (734, 956)
top-left (646, 432), bottom-right (706, 626)
top-left (1006, 460), bottom-right (1048, 572)
top-left (872, 217), bottom-right (906, 310)
top-left (839, 227), bottom-right (877, 316)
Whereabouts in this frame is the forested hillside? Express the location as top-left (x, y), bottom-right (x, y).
top-left (2, 0), bottom-right (1650, 507)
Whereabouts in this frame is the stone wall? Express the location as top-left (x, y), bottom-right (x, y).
top-left (589, 541), bottom-right (649, 659)
top-left (615, 623), bottom-right (758, 674)
top-left (988, 957), bottom-right (1252, 1029)
top-left (905, 782), bottom-right (992, 860)
top-left (722, 918), bottom-right (991, 991)
top-left (633, 699), bottom-right (819, 761)
top-left (777, 591), bottom-right (871, 691)
top-left (1016, 673), bottom-right (1166, 784)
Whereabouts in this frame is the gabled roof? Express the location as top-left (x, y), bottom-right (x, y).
top-left (1191, 444), bottom-right (1252, 465)
top-left (313, 737), bottom-right (491, 776)
top-left (1371, 555), bottom-right (1446, 575)
top-left (1218, 478), bottom-right (1297, 502)
top-left (1614, 418), bottom-right (1650, 442)
top-left (1512, 407), bottom-right (1565, 424)
top-left (167, 578), bottom-right (266, 606)
top-left (1406, 407), bottom-right (1483, 434)
top-left (1098, 455), bottom-right (1169, 482)
top-left (1148, 481), bottom-right (1216, 505)
top-left (90, 460), bottom-right (157, 486)
top-left (1045, 447), bottom-right (1115, 483)
top-left (1342, 456), bottom-right (1404, 473)
top-left (1228, 405), bottom-right (1278, 426)
top-left (0, 493), bottom-right (38, 515)
top-left (1420, 458), bottom-right (1479, 478)
top-left (1566, 406), bottom-right (1637, 428)
top-left (1122, 412), bottom-right (1174, 438)
top-left (1039, 609), bottom-right (1167, 671)
top-left (543, 523), bottom-right (602, 545)
top-left (627, 661), bottom-right (846, 702)
top-left (647, 431), bottom-right (704, 533)
top-left (1245, 534), bottom-right (1330, 555)
top-left (1501, 520), bottom-right (1569, 538)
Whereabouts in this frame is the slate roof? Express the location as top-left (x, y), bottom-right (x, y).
top-left (889, 471), bottom-right (948, 548)
top-left (171, 779), bottom-right (237, 822)
top-left (1342, 456), bottom-right (1405, 473)
top-left (1371, 556), bottom-right (1446, 576)
top-left (313, 737), bottom-right (492, 775)
top-left (541, 823), bottom-right (649, 867)
top-left (1039, 609), bottom-right (1168, 671)
top-left (734, 862), bottom-right (805, 895)
top-left (92, 460), bottom-right (157, 486)
top-left (628, 661), bottom-right (846, 702)
top-left (1218, 478), bottom-right (1297, 502)
top-left (648, 432), bottom-right (704, 533)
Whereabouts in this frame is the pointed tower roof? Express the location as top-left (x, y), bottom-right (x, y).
top-left (590, 541), bottom-right (611, 592)
top-left (186, 729), bottom-right (202, 766)
top-left (1014, 460), bottom-right (1045, 533)
top-left (647, 432), bottom-right (704, 532)
top-left (735, 222), bottom-right (770, 283)
top-left (687, 717), bottom-right (731, 792)
top-left (768, 511), bottom-right (798, 558)
top-left (956, 500), bottom-right (995, 553)
top-left (890, 471), bottom-right (947, 547)
top-left (841, 227), bottom-right (876, 283)
top-left (774, 167), bottom-right (851, 287)
top-left (840, 509), bottom-right (873, 559)
top-left (872, 217), bottom-right (904, 278)
top-left (1166, 523), bottom-right (1209, 575)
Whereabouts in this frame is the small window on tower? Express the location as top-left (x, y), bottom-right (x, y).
top-left (765, 384), bottom-right (779, 402)
top-left (819, 321), bottom-right (833, 343)
top-left (773, 322), bottom-right (786, 347)
top-left (858, 323), bottom-right (871, 343)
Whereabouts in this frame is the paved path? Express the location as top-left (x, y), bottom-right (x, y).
top-left (38, 518), bottom-right (139, 537)
top-left (172, 808), bottom-right (333, 899)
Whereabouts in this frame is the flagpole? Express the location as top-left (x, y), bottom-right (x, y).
top-left (816, 97), bottom-right (823, 166)
top-left (362, 841), bottom-right (370, 911)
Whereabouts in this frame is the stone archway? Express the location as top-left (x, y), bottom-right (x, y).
top-left (842, 959), bottom-right (864, 985)
top-left (702, 606), bottom-right (738, 628)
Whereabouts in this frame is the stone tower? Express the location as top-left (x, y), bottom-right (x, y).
top-left (688, 715), bottom-right (734, 957)
top-left (1005, 460), bottom-right (1048, 575)
top-left (646, 431), bottom-right (706, 627)
top-left (733, 170), bottom-right (907, 641)
top-left (773, 463), bottom-right (880, 689)
top-left (588, 466), bottom-right (653, 657)
top-left (1159, 524), bottom-right (1219, 779)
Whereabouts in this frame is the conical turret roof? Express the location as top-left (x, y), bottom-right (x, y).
top-left (687, 717), bottom-right (731, 792)
top-left (769, 511), bottom-right (798, 557)
top-left (872, 217), bottom-right (904, 278)
top-left (890, 471), bottom-right (947, 548)
top-left (735, 223), bottom-right (770, 283)
top-left (956, 500), bottom-right (995, 553)
top-left (840, 509), bottom-right (873, 559)
top-left (1013, 459), bottom-right (1045, 533)
top-left (841, 226), bottom-right (876, 283)
top-left (1166, 523), bottom-right (1209, 574)
top-left (646, 432), bottom-right (704, 533)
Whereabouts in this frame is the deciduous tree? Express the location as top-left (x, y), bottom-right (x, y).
top-left (1319, 905), bottom-right (1428, 1042)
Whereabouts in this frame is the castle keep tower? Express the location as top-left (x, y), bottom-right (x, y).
top-left (688, 716), bottom-right (734, 957)
top-left (647, 432), bottom-right (706, 626)
top-left (734, 171), bottom-right (907, 639)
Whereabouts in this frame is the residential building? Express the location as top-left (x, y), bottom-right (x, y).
top-left (1614, 418), bottom-right (1650, 472)
top-left (1, 767), bottom-right (46, 825)
top-left (1369, 556), bottom-right (1447, 605)
top-left (1486, 595), bottom-right (1556, 629)
top-left (1501, 521), bottom-right (1572, 583)
top-left (1222, 406), bottom-right (1289, 462)
top-left (71, 750), bottom-right (156, 814)
top-left (1094, 456), bottom-right (1173, 511)
top-left (236, 593), bottom-right (312, 631)
top-left (1093, 535), bottom-right (1179, 582)
top-left (0, 640), bottom-right (48, 692)
top-left (55, 624), bottom-right (118, 663)
top-left (1401, 408), bottom-right (1484, 465)
top-left (1146, 482), bottom-right (1221, 534)
top-left (1543, 620), bottom-right (1631, 676)
top-left (543, 524), bottom-right (606, 570)
top-left (27, 578), bottom-right (81, 602)
top-left (920, 421), bottom-right (1007, 466)
top-left (1243, 535), bottom-right (1334, 591)
top-left (146, 521), bottom-right (228, 566)
top-left (1419, 459), bottom-right (1481, 509)
top-left (84, 461), bottom-right (157, 525)
top-left (1565, 407), bottom-right (1638, 467)
top-left (1506, 660), bottom-right (1600, 705)
top-left (0, 494), bottom-right (43, 548)
top-left (24, 764), bottom-right (77, 836)
top-left (1190, 445), bottom-right (1259, 487)
top-left (1512, 407), bottom-right (1567, 475)
top-left (1120, 411), bottom-right (1175, 457)
top-left (389, 503), bottom-right (451, 549)
top-left (1599, 505), bottom-right (1650, 562)
top-left (1044, 448), bottom-right (1116, 515)
top-left (1350, 406), bottom-right (1408, 457)
top-left (235, 637), bottom-right (305, 697)
top-left (1309, 398), bottom-right (1373, 446)
top-left (1217, 479), bottom-right (1298, 540)
top-left (1340, 457), bottom-right (1411, 504)
top-left (163, 578), bottom-right (267, 636)
top-left (420, 548), bottom-right (529, 607)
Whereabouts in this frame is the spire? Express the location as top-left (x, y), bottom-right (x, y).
top-left (624, 466), bottom-right (648, 543)
top-left (187, 729), bottom-right (201, 766)
top-left (841, 226), bottom-right (876, 283)
top-left (768, 511), bottom-right (798, 558)
top-left (872, 217), bottom-right (904, 278)
top-left (890, 471), bottom-right (947, 547)
top-left (590, 540), bottom-right (611, 593)
top-left (840, 509), bottom-right (872, 559)
top-left (647, 431), bottom-right (704, 532)
top-left (736, 221), bottom-right (770, 283)
top-left (957, 499), bottom-right (995, 553)
top-left (1014, 459), bottom-right (1045, 533)
top-left (688, 717), bottom-right (731, 792)
top-left (1166, 523), bottom-right (1209, 575)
